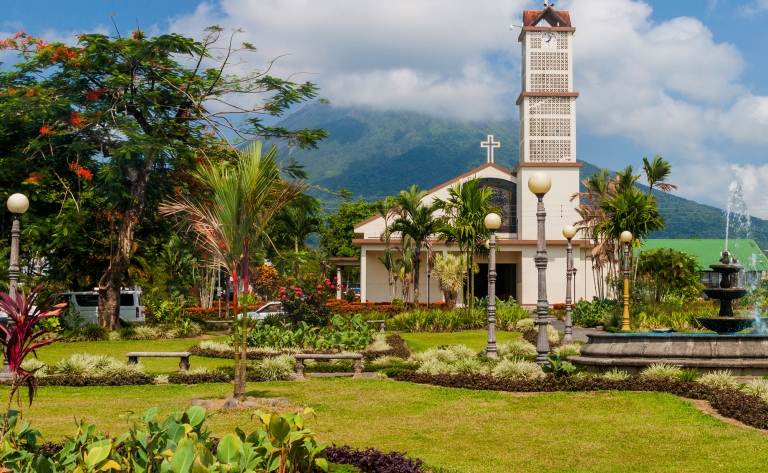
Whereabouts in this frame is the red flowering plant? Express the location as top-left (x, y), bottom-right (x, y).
top-left (279, 274), bottom-right (336, 327)
top-left (0, 285), bottom-right (65, 433)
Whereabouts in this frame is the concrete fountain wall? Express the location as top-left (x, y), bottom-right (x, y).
top-left (570, 333), bottom-right (768, 376)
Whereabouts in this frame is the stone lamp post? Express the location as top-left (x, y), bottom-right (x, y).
top-left (528, 172), bottom-right (551, 364)
top-left (7, 193), bottom-right (29, 295)
top-left (484, 212), bottom-right (501, 359)
top-left (562, 225), bottom-right (577, 343)
top-left (620, 230), bottom-right (633, 331)
top-left (3, 193), bottom-right (29, 379)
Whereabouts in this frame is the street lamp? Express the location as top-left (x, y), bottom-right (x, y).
top-left (7, 193), bottom-right (29, 295)
top-left (528, 172), bottom-right (551, 365)
top-left (620, 230), bottom-right (633, 331)
top-left (426, 245), bottom-right (431, 310)
top-left (3, 193), bottom-right (29, 379)
top-left (562, 225), bottom-right (577, 343)
top-left (484, 212), bottom-right (501, 359)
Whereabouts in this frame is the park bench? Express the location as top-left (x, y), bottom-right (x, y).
top-left (366, 320), bottom-right (386, 333)
top-left (203, 320), bottom-right (233, 333)
top-left (127, 351), bottom-right (191, 372)
top-left (293, 353), bottom-right (363, 379)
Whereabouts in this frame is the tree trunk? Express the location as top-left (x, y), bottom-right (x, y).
top-left (98, 157), bottom-right (154, 330)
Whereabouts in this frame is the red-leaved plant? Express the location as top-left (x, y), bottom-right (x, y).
top-left (0, 285), bottom-right (64, 432)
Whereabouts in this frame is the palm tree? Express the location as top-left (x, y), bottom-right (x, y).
top-left (431, 252), bottom-right (467, 307)
top-left (436, 179), bottom-right (497, 308)
top-left (159, 141), bottom-right (302, 400)
top-left (270, 195), bottom-right (323, 277)
top-left (642, 155), bottom-right (677, 196)
top-left (386, 186), bottom-right (441, 306)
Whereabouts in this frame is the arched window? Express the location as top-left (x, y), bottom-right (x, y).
top-left (479, 178), bottom-right (517, 233)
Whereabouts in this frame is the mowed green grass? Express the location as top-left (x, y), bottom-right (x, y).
top-left (397, 330), bottom-right (522, 352)
top-left (6, 379), bottom-right (768, 473)
top-left (34, 336), bottom-right (230, 374)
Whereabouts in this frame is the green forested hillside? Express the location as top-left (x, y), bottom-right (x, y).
top-left (272, 106), bottom-right (767, 251)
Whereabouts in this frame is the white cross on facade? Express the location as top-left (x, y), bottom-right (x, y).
top-left (480, 135), bottom-right (500, 164)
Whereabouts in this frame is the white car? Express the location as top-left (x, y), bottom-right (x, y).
top-left (245, 301), bottom-right (285, 322)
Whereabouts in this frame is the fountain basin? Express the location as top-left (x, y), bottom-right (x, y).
top-left (697, 317), bottom-right (755, 334)
top-left (570, 333), bottom-right (768, 376)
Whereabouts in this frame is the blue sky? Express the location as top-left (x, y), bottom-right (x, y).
top-left (4, 0), bottom-right (768, 218)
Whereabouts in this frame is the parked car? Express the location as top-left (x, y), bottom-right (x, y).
top-left (245, 301), bottom-right (285, 321)
top-left (55, 290), bottom-right (146, 326)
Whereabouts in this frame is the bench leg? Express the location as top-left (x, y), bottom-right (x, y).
top-left (179, 357), bottom-right (190, 373)
top-left (353, 359), bottom-right (363, 379)
top-left (128, 356), bottom-right (138, 365)
top-left (378, 322), bottom-right (385, 333)
top-left (294, 359), bottom-right (305, 380)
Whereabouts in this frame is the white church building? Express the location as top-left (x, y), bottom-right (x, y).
top-left (347, 5), bottom-right (598, 307)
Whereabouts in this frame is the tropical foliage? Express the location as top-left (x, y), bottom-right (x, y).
top-left (159, 142), bottom-right (301, 399)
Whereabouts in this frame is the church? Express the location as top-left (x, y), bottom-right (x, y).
top-left (346, 5), bottom-right (598, 307)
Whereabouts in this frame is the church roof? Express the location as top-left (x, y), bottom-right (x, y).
top-left (523, 6), bottom-right (571, 27)
top-left (353, 162), bottom-right (513, 230)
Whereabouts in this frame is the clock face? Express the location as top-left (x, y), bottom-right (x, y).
top-left (541, 33), bottom-right (557, 48)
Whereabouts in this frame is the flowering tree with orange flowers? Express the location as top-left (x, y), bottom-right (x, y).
top-left (0, 28), bottom-right (326, 328)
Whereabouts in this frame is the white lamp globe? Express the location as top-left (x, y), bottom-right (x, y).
top-left (562, 225), bottom-right (577, 240)
top-left (527, 172), bottom-right (551, 195)
top-left (7, 193), bottom-right (29, 215)
top-left (484, 212), bottom-right (502, 230)
top-left (620, 230), bottom-right (633, 243)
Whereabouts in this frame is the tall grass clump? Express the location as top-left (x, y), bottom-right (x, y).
top-left (552, 344), bottom-right (581, 358)
top-left (491, 358), bottom-right (544, 380)
top-left (449, 358), bottom-right (490, 376)
top-left (601, 368), bottom-right (630, 381)
top-left (497, 340), bottom-right (536, 359)
top-left (251, 354), bottom-right (295, 381)
top-left (416, 359), bottom-right (453, 375)
top-left (640, 363), bottom-right (681, 379)
top-left (49, 353), bottom-right (143, 377)
top-left (741, 378), bottom-right (768, 401)
top-left (698, 370), bottom-right (739, 389)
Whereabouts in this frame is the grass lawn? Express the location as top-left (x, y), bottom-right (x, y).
top-left (5, 378), bottom-right (768, 472)
top-left (34, 336), bottom-right (230, 374)
top-left (397, 330), bottom-right (521, 352)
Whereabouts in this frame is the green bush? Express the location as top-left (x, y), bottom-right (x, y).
top-left (0, 407), bottom-right (329, 472)
top-left (242, 314), bottom-right (374, 351)
top-left (572, 299), bottom-right (615, 327)
top-left (64, 323), bottom-right (109, 342)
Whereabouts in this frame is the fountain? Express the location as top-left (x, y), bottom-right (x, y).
top-left (697, 251), bottom-right (751, 334)
top-left (570, 249), bottom-right (768, 376)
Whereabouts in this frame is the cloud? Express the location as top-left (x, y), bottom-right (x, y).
top-left (738, 1), bottom-right (768, 15)
top-left (166, 0), bottom-right (529, 120)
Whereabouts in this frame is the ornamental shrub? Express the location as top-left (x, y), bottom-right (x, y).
top-left (279, 274), bottom-right (335, 326)
top-left (698, 370), bottom-right (739, 389)
top-left (572, 299), bottom-right (614, 327)
top-left (491, 358), bottom-right (544, 380)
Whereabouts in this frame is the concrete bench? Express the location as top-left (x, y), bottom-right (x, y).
top-left (366, 320), bottom-right (386, 332)
top-left (203, 320), bottom-right (233, 333)
top-left (293, 353), bottom-right (363, 379)
top-left (127, 352), bottom-right (191, 372)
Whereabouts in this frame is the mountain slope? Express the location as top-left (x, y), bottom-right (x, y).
top-left (273, 106), bottom-right (768, 250)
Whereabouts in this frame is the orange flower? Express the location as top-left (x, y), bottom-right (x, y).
top-left (39, 125), bottom-right (52, 135)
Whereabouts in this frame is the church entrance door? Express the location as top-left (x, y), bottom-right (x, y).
top-left (473, 263), bottom-right (517, 302)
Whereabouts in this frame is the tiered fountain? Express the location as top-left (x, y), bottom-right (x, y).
top-left (571, 250), bottom-right (768, 376)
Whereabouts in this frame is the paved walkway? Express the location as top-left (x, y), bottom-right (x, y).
top-left (548, 316), bottom-right (604, 343)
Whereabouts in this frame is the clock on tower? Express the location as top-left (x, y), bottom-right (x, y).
top-left (517, 4), bottom-right (577, 163)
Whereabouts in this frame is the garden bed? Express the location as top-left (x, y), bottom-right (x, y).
top-left (394, 371), bottom-right (768, 430)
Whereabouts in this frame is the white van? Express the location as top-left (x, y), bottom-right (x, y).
top-left (57, 290), bottom-right (146, 326)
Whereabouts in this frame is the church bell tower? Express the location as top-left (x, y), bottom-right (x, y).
top-left (518, 4), bottom-right (577, 163)
top-left (514, 4), bottom-right (581, 241)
